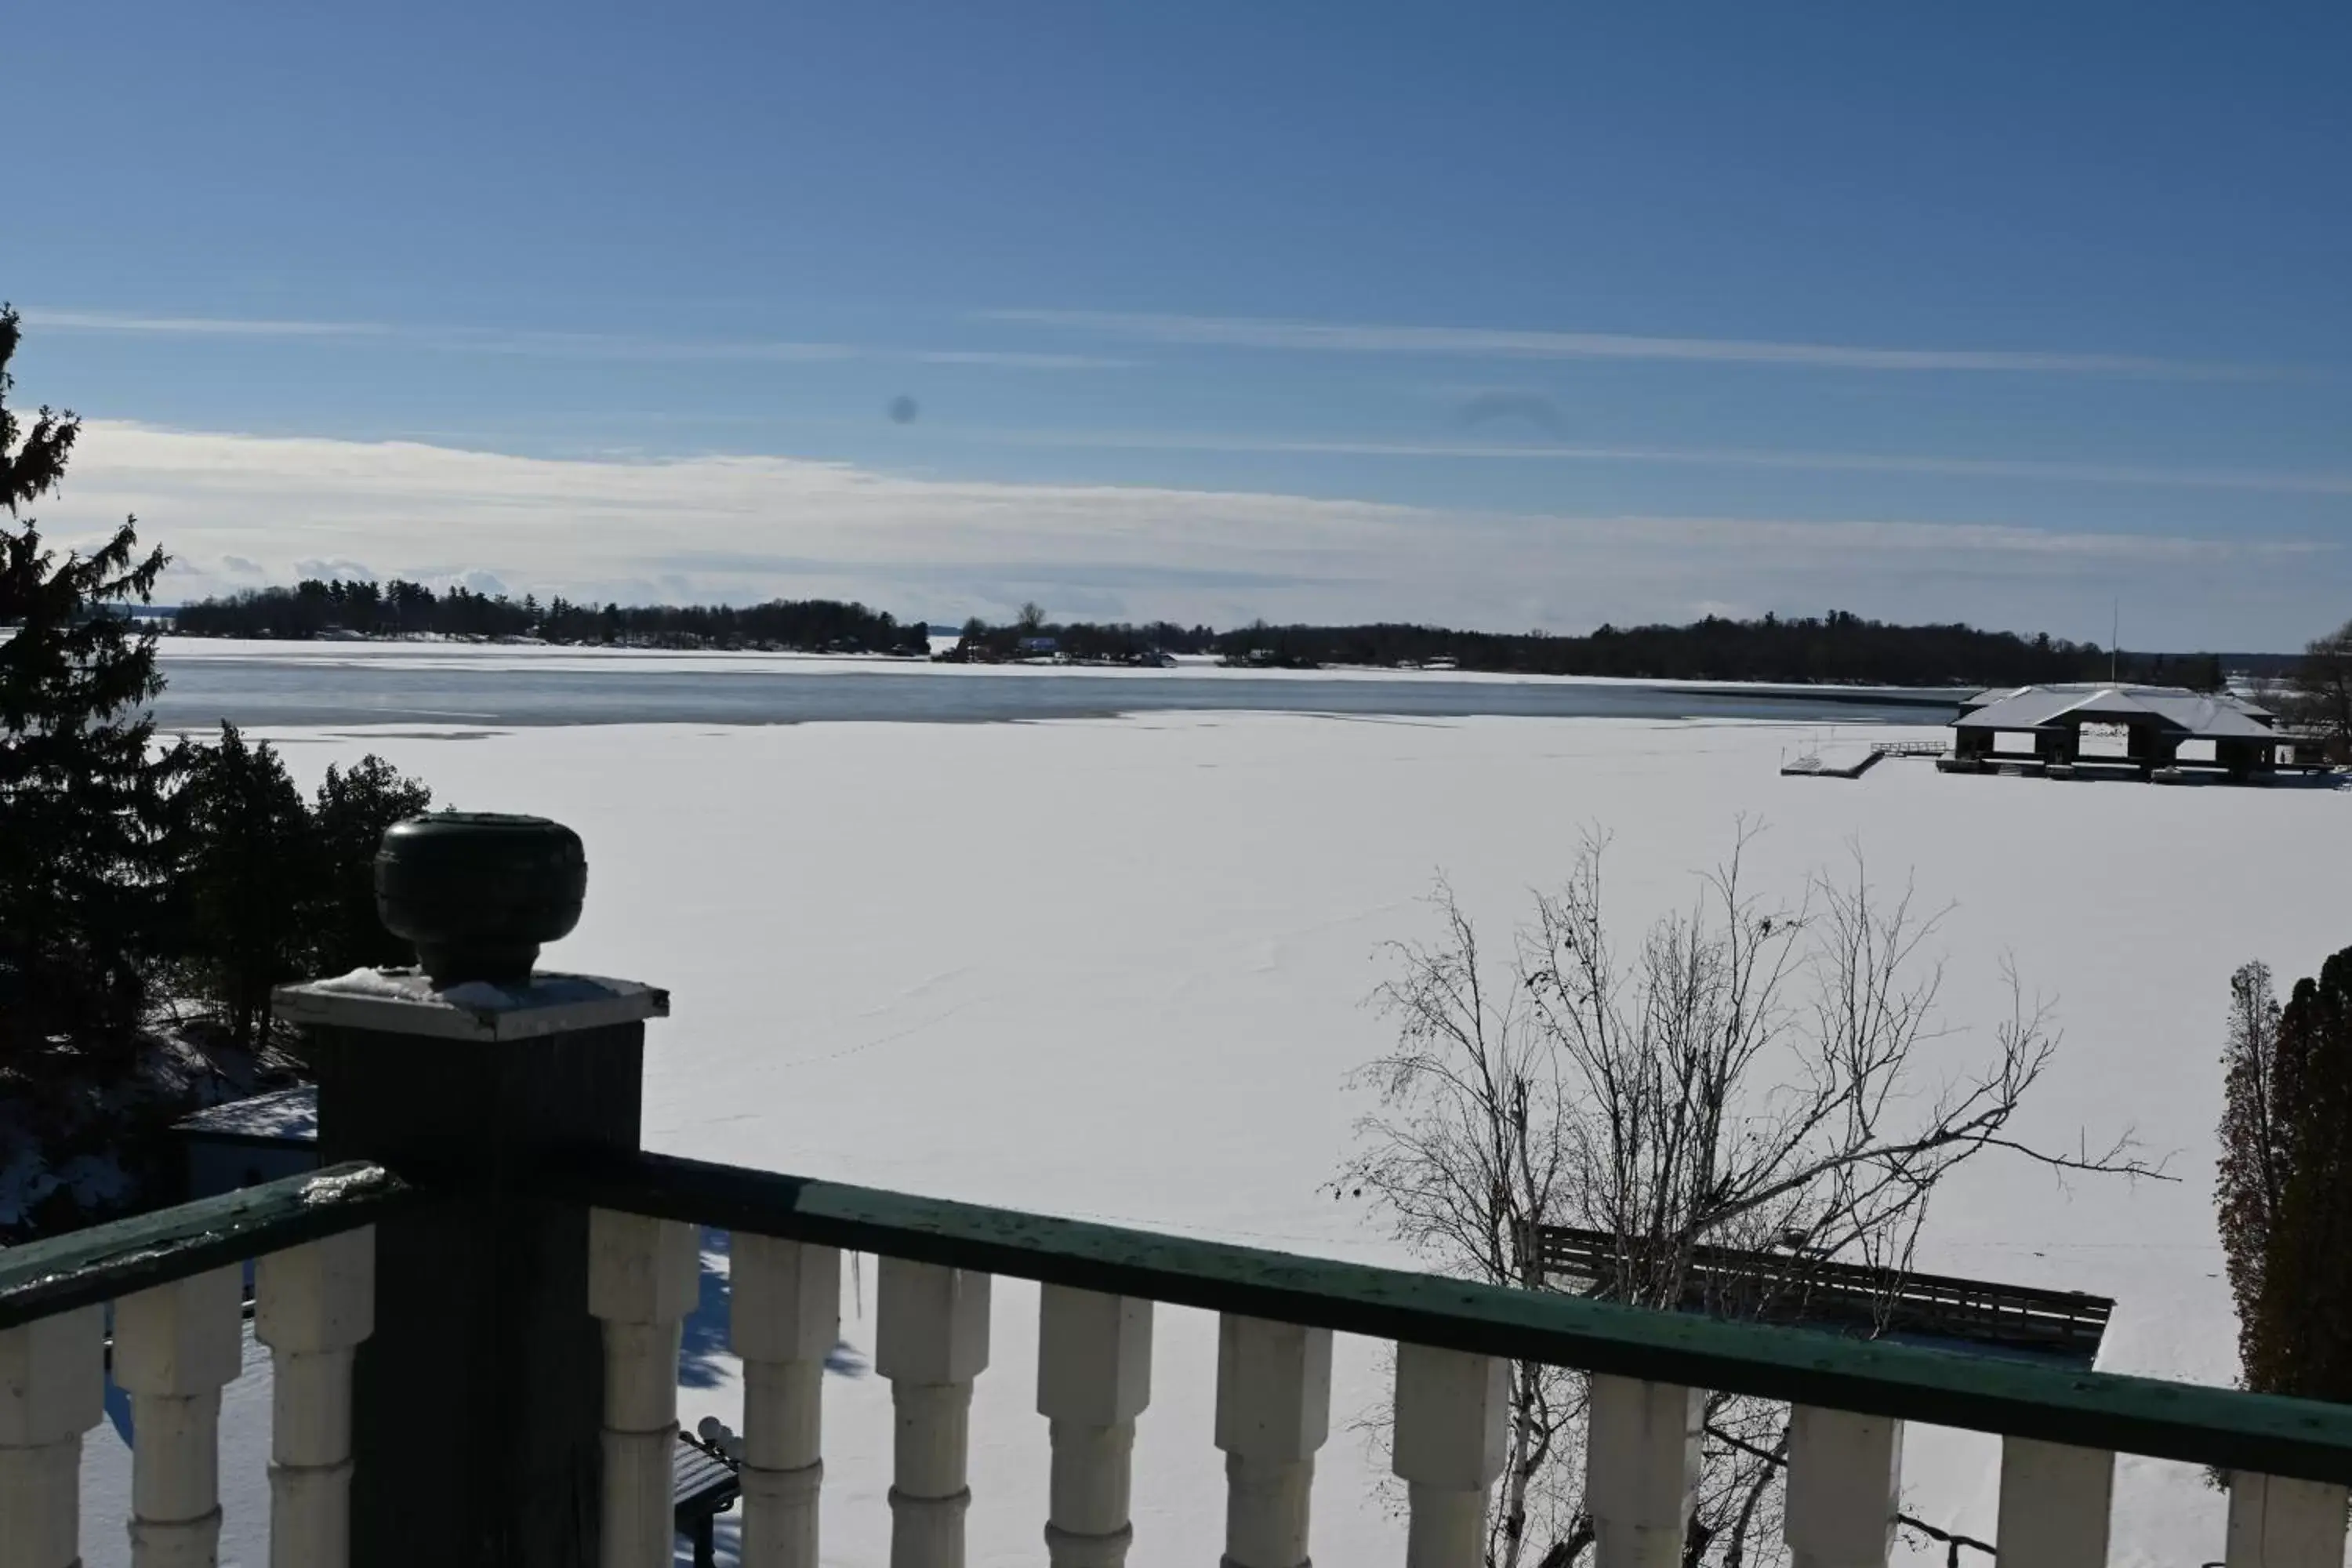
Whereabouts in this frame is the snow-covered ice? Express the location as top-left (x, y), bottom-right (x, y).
top-left (77, 711), bottom-right (2350, 1565)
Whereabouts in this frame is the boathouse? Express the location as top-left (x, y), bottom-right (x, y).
top-left (1948, 683), bottom-right (2292, 777)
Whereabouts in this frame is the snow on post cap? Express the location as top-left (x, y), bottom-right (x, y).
top-left (272, 967), bottom-right (670, 1042)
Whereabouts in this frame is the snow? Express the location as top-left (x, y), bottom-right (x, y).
top-left (308, 965), bottom-right (433, 1000)
top-left (0, 1150), bottom-right (131, 1229)
top-left (278, 967), bottom-right (667, 1042)
top-left (74, 711), bottom-right (2351, 1565)
top-left (297, 1165), bottom-right (400, 1208)
top-left (171, 1085), bottom-right (317, 1142)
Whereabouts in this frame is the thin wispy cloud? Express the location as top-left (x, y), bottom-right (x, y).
top-left (982, 307), bottom-right (2264, 379)
top-left (42, 419), bottom-right (2336, 644)
top-left (941, 426), bottom-right (2352, 498)
top-left (18, 307), bottom-right (1125, 371)
top-left (24, 309), bottom-right (391, 339)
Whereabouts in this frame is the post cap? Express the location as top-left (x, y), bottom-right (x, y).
top-left (376, 811), bottom-right (586, 987)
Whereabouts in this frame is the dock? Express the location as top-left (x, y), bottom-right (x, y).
top-left (1780, 739), bottom-right (1945, 779)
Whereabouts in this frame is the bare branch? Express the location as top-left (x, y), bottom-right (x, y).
top-left (1340, 824), bottom-right (2160, 1565)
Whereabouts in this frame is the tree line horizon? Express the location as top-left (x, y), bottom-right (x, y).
top-left (171, 576), bottom-right (2248, 691)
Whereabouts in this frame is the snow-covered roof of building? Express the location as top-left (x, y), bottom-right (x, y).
top-left (1953, 684), bottom-right (2276, 738)
top-left (170, 1084), bottom-right (318, 1145)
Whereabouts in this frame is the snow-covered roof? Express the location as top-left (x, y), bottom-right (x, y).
top-left (171, 1085), bottom-right (318, 1145)
top-left (1953, 684), bottom-right (2276, 738)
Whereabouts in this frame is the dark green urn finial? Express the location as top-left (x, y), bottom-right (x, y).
top-left (375, 812), bottom-right (588, 987)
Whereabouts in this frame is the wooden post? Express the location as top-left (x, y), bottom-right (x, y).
top-left (586, 1210), bottom-right (700, 1568)
top-left (1584, 1376), bottom-right (1700, 1568)
top-left (2226, 1472), bottom-right (2351, 1568)
top-left (1214, 1314), bottom-right (1332, 1568)
top-left (877, 1258), bottom-right (993, 1568)
top-left (281, 965), bottom-right (668, 1568)
top-left (114, 1265), bottom-right (244, 1568)
top-left (1995, 1437), bottom-right (2111, 1568)
top-left (256, 1228), bottom-right (377, 1568)
top-left (1784, 1405), bottom-right (1901, 1568)
top-left (0, 1305), bottom-right (104, 1568)
top-left (1392, 1344), bottom-right (1507, 1568)
top-left (1036, 1286), bottom-right (1154, 1568)
top-left (731, 1236), bottom-right (839, 1568)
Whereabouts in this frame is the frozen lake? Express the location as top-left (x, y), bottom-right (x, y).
top-left (152, 638), bottom-right (1959, 728)
top-left (84, 706), bottom-right (2345, 1566)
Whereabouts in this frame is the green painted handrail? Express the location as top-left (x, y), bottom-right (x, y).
top-left (0, 1162), bottom-right (412, 1330)
top-left (557, 1149), bottom-right (2352, 1485)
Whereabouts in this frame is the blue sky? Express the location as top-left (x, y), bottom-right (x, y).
top-left (9, 3), bottom-right (2350, 646)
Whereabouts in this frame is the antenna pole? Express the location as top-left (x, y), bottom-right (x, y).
top-left (2111, 599), bottom-right (2118, 684)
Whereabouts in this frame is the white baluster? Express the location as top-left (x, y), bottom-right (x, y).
top-left (586, 1210), bottom-right (700, 1568)
top-left (114, 1266), bottom-right (243, 1568)
top-left (1037, 1286), bottom-right (1153, 1568)
top-left (1214, 1315), bottom-right (1332, 1568)
top-left (731, 1236), bottom-right (839, 1568)
top-left (2226, 1472), bottom-right (2350, 1568)
top-left (1995, 1437), bottom-right (2111, 1568)
top-left (0, 1305), bottom-right (104, 1568)
top-left (1392, 1344), bottom-right (1507, 1568)
top-left (877, 1258), bottom-right (992, 1568)
top-left (1584, 1375), bottom-right (1700, 1568)
top-left (255, 1228), bottom-right (376, 1568)
top-left (1784, 1405), bottom-right (1901, 1568)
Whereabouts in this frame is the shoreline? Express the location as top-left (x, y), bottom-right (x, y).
top-left (157, 636), bottom-right (1969, 704)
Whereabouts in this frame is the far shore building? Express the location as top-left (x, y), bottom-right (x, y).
top-left (1948, 682), bottom-right (2312, 778)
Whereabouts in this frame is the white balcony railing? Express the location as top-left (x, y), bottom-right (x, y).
top-left (7, 1148), bottom-right (2352, 1568)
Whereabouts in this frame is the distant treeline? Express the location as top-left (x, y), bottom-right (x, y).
top-left (172, 581), bottom-right (2233, 689)
top-left (172, 579), bottom-right (927, 654)
top-left (959, 608), bottom-right (2226, 689)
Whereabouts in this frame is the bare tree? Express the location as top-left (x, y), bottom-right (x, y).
top-left (2287, 619), bottom-right (2352, 746)
top-left (1339, 825), bottom-right (2163, 1567)
top-left (1341, 876), bottom-right (1581, 1562)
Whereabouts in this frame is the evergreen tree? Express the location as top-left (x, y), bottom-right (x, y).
top-left (0, 305), bottom-right (177, 1066)
top-left (176, 724), bottom-right (313, 1051)
top-left (2217, 961), bottom-right (2286, 1385)
top-left (2222, 948), bottom-right (2352, 1400)
top-left (310, 755), bottom-right (433, 975)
